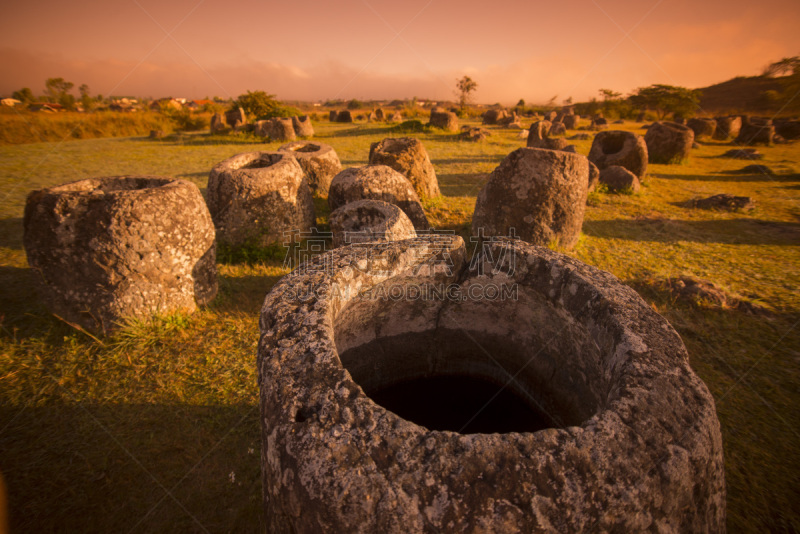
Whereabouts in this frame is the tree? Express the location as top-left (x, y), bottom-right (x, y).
top-left (347, 99), bottom-right (362, 110)
top-left (12, 87), bottom-right (34, 103)
top-left (599, 88), bottom-right (622, 101)
top-left (762, 56), bottom-right (800, 77)
top-left (455, 76), bottom-right (478, 111)
top-left (232, 90), bottom-right (296, 119)
top-left (628, 84), bottom-right (700, 120)
top-left (79, 84), bottom-right (93, 111)
top-left (45, 77), bottom-right (76, 109)
top-left (516, 98), bottom-right (526, 107)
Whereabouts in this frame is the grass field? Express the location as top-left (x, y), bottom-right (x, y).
top-left (1, 117), bottom-right (799, 533)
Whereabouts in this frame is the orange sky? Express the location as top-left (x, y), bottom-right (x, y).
top-left (1, 0), bottom-right (799, 104)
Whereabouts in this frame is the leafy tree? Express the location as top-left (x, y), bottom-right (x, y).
top-left (455, 76), bottom-right (478, 111)
top-left (79, 84), bottom-right (93, 111)
top-left (11, 87), bottom-right (34, 103)
top-left (516, 98), bottom-right (526, 107)
top-left (628, 84), bottom-right (700, 120)
top-left (232, 90), bottom-right (296, 120)
top-left (599, 88), bottom-right (622, 101)
top-left (45, 77), bottom-right (76, 109)
top-left (347, 99), bottom-right (362, 110)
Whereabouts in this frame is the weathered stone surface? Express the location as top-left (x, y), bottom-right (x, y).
top-left (210, 113), bottom-right (226, 133)
top-left (516, 129), bottom-right (529, 139)
top-left (497, 111), bottom-right (519, 127)
top-left (775, 118), bottom-right (800, 140)
top-left (268, 118), bottom-right (297, 142)
top-left (686, 118), bottom-right (717, 141)
top-left (562, 114), bottom-right (580, 129)
top-left (644, 121), bottom-right (694, 164)
top-left (24, 176), bottom-right (217, 334)
top-left (591, 117), bottom-right (609, 130)
top-left (599, 165), bottom-right (641, 193)
top-left (720, 148), bottom-right (762, 160)
top-left (336, 110), bottom-right (354, 123)
top-left (258, 235), bottom-right (725, 534)
top-left (588, 130), bottom-right (648, 179)
top-left (588, 161), bottom-right (600, 192)
top-left (428, 110), bottom-right (459, 132)
top-left (329, 110), bottom-right (339, 122)
top-left (482, 109), bottom-right (508, 125)
top-left (254, 120), bottom-right (270, 138)
top-left (225, 107), bottom-right (246, 127)
top-left (549, 122), bottom-right (567, 137)
top-left (329, 199), bottom-right (416, 247)
top-left (713, 116), bottom-right (742, 140)
top-left (367, 112), bottom-right (378, 122)
top-left (472, 147), bottom-right (589, 249)
top-left (149, 130), bottom-right (164, 139)
top-left (328, 165), bottom-right (430, 231)
top-left (691, 194), bottom-right (754, 211)
top-left (369, 137), bottom-right (440, 199)
top-left (207, 152), bottom-right (314, 247)
top-left (736, 117), bottom-right (774, 145)
top-left (388, 112), bottom-right (403, 123)
top-left (544, 110), bottom-right (557, 121)
top-left (292, 115), bottom-right (315, 137)
top-left (526, 120), bottom-right (568, 150)
top-left (459, 127), bottom-right (490, 142)
top-left (279, 141), bottom-right (343, 196)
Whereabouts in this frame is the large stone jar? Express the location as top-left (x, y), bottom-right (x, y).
top-left (258, 235), bottom-right (725, 533)
top-left (23, 176), bottom-right (217, 334)
top-left (206, 152), bottom-right (315, 247)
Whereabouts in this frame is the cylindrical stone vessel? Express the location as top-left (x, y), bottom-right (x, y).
top-left (207, 152), bottom-right (315, 247)
top-left (23, 176), bottom-right (218, 334)
top-left (329, 199), bottom-right (417, 247)
top-left (472, 147), bottom-right (588, 249)
top-left (278, 141), bottom-right (342, 196)
top-left (258, 235), bottom-right (725, 534)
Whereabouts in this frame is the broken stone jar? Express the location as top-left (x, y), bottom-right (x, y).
top-left (258, 235), bottom-right (725, 533)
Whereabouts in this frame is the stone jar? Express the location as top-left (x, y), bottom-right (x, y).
top-left (257, 235), bottom-right (725, 533)
top-left (207, 152), bottom-right (315, 247)
top-left (23, 176), bottom-right (217, 334)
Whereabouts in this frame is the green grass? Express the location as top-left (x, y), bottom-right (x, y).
top-left (1, 118), bottom-right (799, 532)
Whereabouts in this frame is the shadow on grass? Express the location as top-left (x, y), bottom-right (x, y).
top-left (213, 272), bottom-right (285, 315)
top-left (438, 173), bottom-right (488, 197)
top-left (0, 404), bottom-right (263, 534)
top-left (327, 126), bottom-right (392, 138)
top-left (0, 217), bottom-right (23, 249)
top-left (654, 171), bottom-right (800, 183)
top-left (583, 218), bottom-right (800, 245)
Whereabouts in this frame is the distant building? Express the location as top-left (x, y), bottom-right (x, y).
top-left (149, 98), bottom-right (183, 111)
top-left (29, 103), bottom-right (64, 112)
top-left (186, 99), bottom-right (214, 110)
top-left (1, 98), bottom-right (21, 107)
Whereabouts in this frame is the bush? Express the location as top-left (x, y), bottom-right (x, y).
top-left (232, 91), bottom-right (300, 121)
top-left (347, 99), bottom-right (363, 110)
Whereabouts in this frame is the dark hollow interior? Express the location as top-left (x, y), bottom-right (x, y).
top-left (293, 143), bottom-right (320, 153)
top-left (243, 154), bottom-right (282, 169)
top-left (369, 374), bottom-right (552, 433)
top-left (601, 135), bottom-right (625, 154)
top-left (87, 177), bottom-right (170, 193)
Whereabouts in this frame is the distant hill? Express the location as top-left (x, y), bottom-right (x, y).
top-left (697, 75), bottom-right (787, 114)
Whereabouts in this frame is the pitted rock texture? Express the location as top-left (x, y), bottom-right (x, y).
top-left (588, 161), bottom-right (600, 192)
top-left (329, 199), bottom-right (416, 247)
top-left (335, 110), bottom-right (353, 123)
top-left (328, 165), bottom-right (430, 231)
top-left (257, 235), bottom-right (726, 534)
top-left (644, 121), bottom-right (694, 164)
top-left (736, 117), bottom-right (774, 145)
top-left (527, 121), bottom-right (568, 150)
top-left (548, 122), bottom-right (567, 137)
top-left (460, 127), bottom-right (490, 142)
top-left (210, 113), bottom-right (226, 133)
top-left (562, 114), bottom-right (579, 129)
top-left (207, 152), bottom-right (314, 247)
top-left (687, 118), bottom-right (717, 141)
top-left (225, 107), bottom-right (246, 127)
top-left (599, 165), bottom-right (641, 193)
top-left (482, 109), bottom-right (508, 125)
top-left (329, 110), bottom-right (339, 122)
top-left (279, 141), bottom-right (342, 196)
top-left (588, 130), bottom-right (648, 179)
top-left (292, 115), bottom-right (315, 137)
top-left (368, 137), bottom-right (441, 199)
top-left (713, 116), bottom-right (742, 140)
top-left (472, 147), bottom-right (589, 249)
top-left (775, 118), bottom-right (800, 140)
top-left (268, 118), bottom-right (296, 142)
top-left (23, 176), bottom-right (217, 334)
top-left (428, 110), bottom-right (459, 132)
